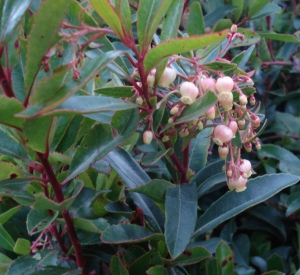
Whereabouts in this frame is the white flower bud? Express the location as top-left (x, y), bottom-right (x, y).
top-left (143, 131), bottom-right (153, 144)
top-left (212, 125), bottom-right (233, 146)
top-left (158, 67), bottom-right (177, 87)
top-left (218, 92), bottom-right (233, 111)
top-left (216, 76), bottom-right (234, 93)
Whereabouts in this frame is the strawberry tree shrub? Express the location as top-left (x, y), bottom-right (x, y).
top-left (0, 0), bottom-right (299, 274)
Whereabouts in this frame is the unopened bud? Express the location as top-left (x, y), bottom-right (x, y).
top-left (158, 67), bottom-right (177, 87)
top-left (239, 94), bottom-right (248, 105)
top-left (238, 119), bottom-right (245, 129)
top-left (170, 106), bottom-right (179, 115)
top-left (244, 142), bottom-right (252, 152)
top-left (249, 95), bottom-right (256, 106)
top-left (143, 131), bottom-right (153, 144)
top-left (228, 176), bottom-right (247, 192)
top-left (162, 135), bottom-right (170, 142)
top-left (147, 74), bottom-right (155, 88)
top-left (200, 77), bottom-right (216, 92)
top-left (197, 121), bottom-right (204, 130)
top-left (228, 121), bottom-right (238, 137)
top-left (206, 106), bottom-right (216, 120)
top-left (216, 76), bottom-right (234, 93)
top-left (230, 24), bottom-right (238, 33)
top-left (213, 124), bottom-right (233, 146)
top-left (251, 115), bottom-right (260, 128)
top-left (179, 128), bottom-right (189, 138)
top-left (240, 159), bottom-right (252, 179)
top-left (227, 169), bottom-right (232, 177)
top-left (218, 146), bottom-right (229, 159)
top-left (180, 82), bottom-right (199, 105)
top-left (136, 97), bottom-right (144, 105)
top-left (168, 118), bottom-right (174, 124)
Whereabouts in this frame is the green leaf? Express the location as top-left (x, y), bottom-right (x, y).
top-left (286, 192), bottom-right (300, 216)
top-left (170, 91), bottom-right (217, 127)
top-left (66, 108), bottom-right (138, 182)
top-left (193, 174), bottom-right (300, 237)
top-left (0, 161), bottom-right (23, 181)
top-left (267, 253), bottom-right (285, 272)
top-left (0, 96), bottom-right (25, 128)
top-left (0, 205), bottom-right (22, 224)
top-left (5, 250), bottom-right (59, 275)
top-left (165, 183), bottom-right (197, 259)
top-left (13, 238), bottom-right (31, 255)
top-left (259, 32), bottom-right (299, 43)
top-left (231, 28), bottom-right (261, 48)
top-left (137, 0), bottom-right (173, 51)
top-left (115, 0), bottom-right (132, 38)
top-left (141, 149), bottom-right (171, 166)
top-left (106, 148), bottom-right (165, 233)
top-left (166, 246), bottom-right (211, 267)
top-left (94, 86), bottom-right (134, 98)
top-left (144, 31), bottom-right (228, 73)
top-left (258, 144), bottom-right (300, 176)
top-left (0, 223), bottom-right (15, 251)
top-left (101, 224), bottom-right (163, 244)
top-left (128, 179), bottom-right (174, 212)
top-left (0, 252), bottom-right (12, 273)
top-left (0, 0), bottom-right (32, 45)
top-left (21, 51), bottom-right (123, 117)
top-left (72, 218), bottom-right (108, 233)
top-left (216, 241), bottom-right (234, 275)
top-left (189, 128), bottom-right (213, 173)
top-left (129, 249), bottom-right (163, 275)
top-left (204, 5), bottom-right (237, 27)
top-left (90, 0), bottom-right (124, 40)
top-left (23, 116), bottom-right (52, 153)
top-left (25, 0), bottom-right (72, 95)
top-left (0, 127), bottom-right (30, 161)
top-left (110, 253), bottom-right (129, 275)
top-left (232, 0), bottom-right (244, 22)
top-left (187, 2), bottom-right (205, 35)
top-left (204, 61), bottom-right (237, 73)
top-left (250, 3), bottom-right (281, 20)
top-left (27, 209), bottom-right (58, 235)
top-left (147, 266), bottom-right (167, 275)
top-left (0, 178), bottom-right (35, 205)
top-left (248, 0), bottom-right (269, 17)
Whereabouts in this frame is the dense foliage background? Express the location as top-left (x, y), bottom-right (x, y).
top-left (0, 0), bottom-right (300, 274)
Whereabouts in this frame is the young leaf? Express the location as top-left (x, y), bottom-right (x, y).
top-left (106, 148), bottom-right (165, 233)
top-left (193, 174), bottom-right (300, 237)
top-left (90, 0), bottom-right (124, 40)
top-left (259, 32), bottom-right (299, 43)
top-left (115, 0), bottom-right (132, 38)
top-left (0, 96), bottom-right (25, 129)
top-left (137, 0), bottom-right (173, 51)
top-left (13, 238), bottom-right (31, 255)
top-left (0, 205), bottom-right (22, 224)
top-left (0, 0), bottom-right (33, 45)
top-left (216, 241), bottom-right (234, 275)
top-left (165, 183), bottom-right (197, 259)
top-left (25, 0), bottom-right (72, 96)
top-left (144, 31), bottom-right (228, 73)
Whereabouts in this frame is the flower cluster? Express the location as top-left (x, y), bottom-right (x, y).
top-left (139, 26), bottom-right (262, 192)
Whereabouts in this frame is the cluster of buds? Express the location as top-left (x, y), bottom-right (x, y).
top-left (139, 26), bottom-right (262, 192)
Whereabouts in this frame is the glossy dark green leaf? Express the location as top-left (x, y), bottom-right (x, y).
top-left (110, 253), bottom-right (129, 275)
top-left (144, 31), bottom-right (227, 73)
top-left (106, 148), bottom-right (165, 233)
top-left (101, 224), bottom-right (163, 244)
top-left (259, 32), bottom-right (299, 43)
top-left (141, 149), bottom-right (171, 166)
top-left (187, 2), bottom-right (205, 35)
top-left (0, 0), bottom-right (32, 45)
top-left (216, 241), bottom-right (234, 275)
top-left (0, 178), bottom-right (35, 205)
top-left (248, 0), bottom-right (269, 17)
top-left (189, 128), bottom-right (213, 174)
top-left (204, 62), bottom-right (237, 73)
top-left (286, 192), bottom-right (300, 216)
top-left (71, 218), bottom-right (108, 233)
top-left (0, 96), bottom-right (25, 129)
top-left (90, 0), bottom-right (124, 40)
top-left (160, 91), bottom-right (217, 134)
top-left (94, 86), bottom-right (134, 98)
top-left (115, 0), bottom-right (132, 37)
top-left (27, 209), bottom-right (58, 235)
top-left (166, 246), bottom-right (210, 267)
top-left (232, 0), bottom-right (244, 21)
top-left (0, 205), bottom-right (21, 224)
top-left (13, 238), bottom-right (31, 255)
top-left (147, 265), bottom-right (167, 275)
top-left (165, 183), bottom-right (197, 259)
top-left (23, 116), bottom-right (52, 153)
top-left (152, 102), bottom-right (166, 132)
top-left (0, 224), bottom-right (15, 251)
top-left (232, 45), bottom-right (255, 70)
top-left (250, 3), bottom-right (281, 20)
top-left (258, 144), bottom-right (300, 176)
top-left (128, 179), bottom-right (174, 212)
top-left (66, 108), bottom-right (138, 183)
top-left (129, 249), bottom-right (163, 275)
top-left (192, 159), bottom-right (225, 197)
top-left (193, 174), bottom-right (300, 237)
top-left (267, 253), bottom-right (285, 272)
top-left (25, 0), bottom-right (72, 95)
top-left (137, 0), bottom-right (173, 51)
top-left (0, 252), bottom-right (12, 274)
top-left (0, 128), bottom-right (30, 161)
top-left (5, 250), bottom-right (59, 275)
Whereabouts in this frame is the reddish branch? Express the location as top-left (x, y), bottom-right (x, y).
top-left (37, 152), bottom-right (87, 275)
top-left (0, 63), bottom-right (15, 97)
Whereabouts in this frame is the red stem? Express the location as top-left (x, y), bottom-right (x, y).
top-left (0, 63), bottom-right (15, 97)
top-left (181, 143), bottom-right (190, 183)
top-left (37, 152), bottom-right (87, 274)
top-left (261, 61), bottom-right (293, 67)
